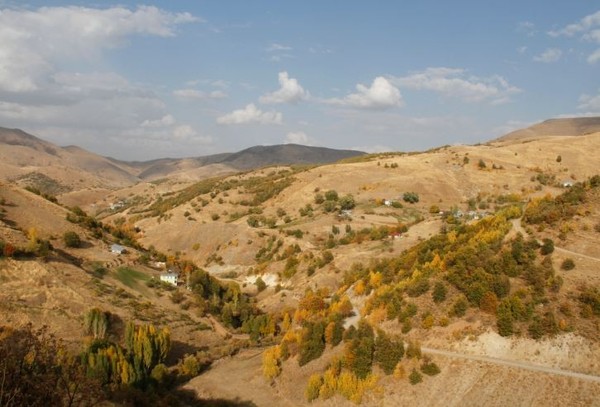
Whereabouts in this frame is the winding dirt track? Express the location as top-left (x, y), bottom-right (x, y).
top-left (422, 347), bottom-right (600, 383)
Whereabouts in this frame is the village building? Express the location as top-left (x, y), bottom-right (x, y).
top-left (160, 271), bottom-right (179, 286)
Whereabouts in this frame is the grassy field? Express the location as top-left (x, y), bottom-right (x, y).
top-left (114, 266), bottom-right (150, 288)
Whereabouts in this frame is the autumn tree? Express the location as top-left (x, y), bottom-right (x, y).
top-left (84, 308), bottom-right (110, 339)
top-left (305, 373), bottom-right (323, 402)
top-left (0, 324), bottom-right (103, 406)
top-left (374, 329), bottom-right (404, 374)
top-left (262, 346), bottom-right (281, 381)
top-left (298, 321), bottom-right (326, 366)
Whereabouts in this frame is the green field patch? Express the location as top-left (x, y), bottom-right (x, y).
top-left (114, 266), bottom-right (150, 289)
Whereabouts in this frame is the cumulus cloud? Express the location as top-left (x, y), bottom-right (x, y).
top-left (259, 72), bottom-right (309, 104)
top-left (533, 48), bottom-right (562, 63)
top-left (0, 5), bottom-right (198, 92)
top-left (173, 88), bottom-right (227, 100)
top-left (548, 10), bottom-right (600, 64)
top-left (284, 131), bottom-right (316, 145)
top-left (390, 67), bottom-right (521, 104)
top-left (548, 10), bottom-right (600, 37)
top-left (217, 104), bottom-right (282, 125)
top-left (0, 5), bottom-right (201, 158)
top-left (325, 77), bottom-right (403, 109)
top-left (578, 89), bottom-right (600, 112)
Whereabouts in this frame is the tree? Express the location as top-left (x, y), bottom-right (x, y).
top-left (420, 358), bottom-right (441, 376)
top-left (298, 321), bottom-right (326, 366)
top-left (84, 308), bottom-right (110, 339)
top-left (64, 231), bottom-right (82, 248)
top-left (432, 281), bottom-right (447, 303)
top-left (255, 276), bottom-right (267, 292)
top-left (124, 322), bottom-right (171, 383)
top-left (339, 195), bottom-right (356, 210)
top-left (0, 324), bottom-right (103, 406)
top-left (409, 368), bottom-right (423, 385)
top-left (561, 258), bottom-right (575, 270)
top-left (345, 320), bottom-right (375, 379)
top-left (305, 373), bottom-right (323, 402)
top-left (479, 291), bottom-right (499, 314)
top-left (402, 192), bottom-right (419, 204)
top-left (496, 299), bottom-right (514, 336)
top-left (540, 238), bottom-right (554, 255)
top-left (325, 190), bottom-right (339, 201)
top-left (262, 346), bottom-right (281, 381)
top-left (478, 159), bottom-right (487, 169)
top-left (374, 330), bottom-right (404, 374)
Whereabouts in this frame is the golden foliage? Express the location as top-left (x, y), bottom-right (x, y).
top-left (262, 346), bottom-right (281, 380)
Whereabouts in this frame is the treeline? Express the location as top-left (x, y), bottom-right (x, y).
top-left (524, 175), bottom-right (600, 226)
top-left (342, 205), bottom-right (574, 339)
top-left (262, 289), bottom-right (435, 403)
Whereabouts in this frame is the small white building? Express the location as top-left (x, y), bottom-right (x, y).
top-left (110, 244), bottom-right (125, 254)
top-left (562, 180), bottom-right (574, 188)
top-left (160, 272), bottom-right (179, 286)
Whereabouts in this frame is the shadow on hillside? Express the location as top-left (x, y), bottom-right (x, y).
top-left (175, 388), bottom-right (257, 406)
top-left (167, 340), bottom-right (208, 365)
top-left (51, 248), bottom-right (83, 267)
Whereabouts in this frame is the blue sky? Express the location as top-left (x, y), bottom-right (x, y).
top-left (0, 1), bottom-right (598, 160)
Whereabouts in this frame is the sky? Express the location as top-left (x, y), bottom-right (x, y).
top-left (0, 1), bottom-right (598, 160)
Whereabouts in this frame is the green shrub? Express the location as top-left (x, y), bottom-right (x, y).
top-left (402, 192), bottom-right (419, 204)
top-left (409, 368), bottom-right (423, 385)
top-left (561, 258), bottom-right (575, 270)
top-left (255, 277), bottom-right (267, 292)
top-left (63, 231), bottom-right (82, 248)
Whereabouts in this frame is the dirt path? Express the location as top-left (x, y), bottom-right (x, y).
top-left (207, 314), bottom-right (250, 340)
top-left (512, 218), bottom-right (600, 262)
top-left (344, 277), bottom-right (600, 384)
top-left (553, 246), bottom-right (600, 262)
top-left (422, 346), bottom-right (600, 383)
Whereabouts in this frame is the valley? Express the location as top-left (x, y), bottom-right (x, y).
top-left (1, 118), bottom-right (600, 405)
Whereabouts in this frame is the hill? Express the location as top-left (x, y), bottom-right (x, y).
top-left (1, 120), bottom-right (600, 405)
top-left (0, 127), bottom-right (365, 193)
top-left (494, 116), bottom-right (600, 143)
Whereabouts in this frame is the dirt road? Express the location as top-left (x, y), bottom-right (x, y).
top-left (422, 346), bottom-right (600, 383)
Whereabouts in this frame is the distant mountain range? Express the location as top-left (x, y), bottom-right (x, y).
top-left (0, 127), bottom-right (365, 191)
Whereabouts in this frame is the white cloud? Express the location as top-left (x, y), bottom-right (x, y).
top-left (587, 48), bottom-right (600, 64)
top-left (266, 43), bottom-right (292, 52)
top-left (217, 103), bottom-right (282, 125)
top-left (533, 48), bottom-right (562, 63)
top-left (325, 77), bottom-right (403, 109)
top-left (142, 114), bottom-right (175, 127)
top-left (548, 10), bottom-right (600, 64)
top-left (390, 67), bottom-right (521, 104)
top-left (259, 72), bottom-right (309, 104)
top-left (172, 125), bottom-right (212, 144)
top-left (173, 88), bottom-right (227, 100)
top-left (0, 5), bottom-right (203, 159)
top-left (517, 46), bottom-right (528, 54)
top-left (0, 5), bottom-right (198, 92)
top-left (284, 131), bottom-right (315, 145)
top-left (578, 89), bottom-right (600, 111)
top-left (548, 10), bottom-right (600, 37)
top-left (517, 21), bottom-right (536, 36)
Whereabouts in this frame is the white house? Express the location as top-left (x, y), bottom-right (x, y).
top-left (160, 272), bottom-right (179, 286)
top-left (562, 180), bottom-right (574, 188)
top-left (110, 244), bottom-right (125, 254)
